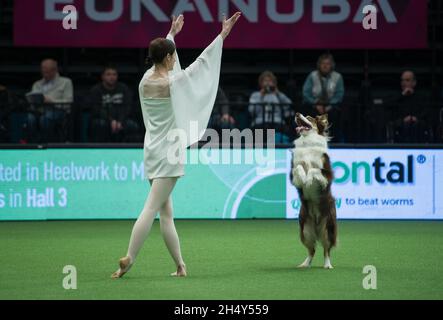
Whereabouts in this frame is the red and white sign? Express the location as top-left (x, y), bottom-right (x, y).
top-left (13, 0), bottom-right (428, 48)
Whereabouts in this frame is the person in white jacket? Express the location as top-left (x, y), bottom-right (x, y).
top-left (112, 12), bottom-right (242, 279)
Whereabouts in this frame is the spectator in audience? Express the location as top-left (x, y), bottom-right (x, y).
top-left (29, 59), bottom-right (74, 142)
top-left (87, 65), bottom-right (139, 142)
top-left (302, 53), bottom-right (344, 141)
top-left (390, 70), bottom-right (430, 143)
top-left (2, 85), bottom-right (32, 143)
top-left (249, 71), bottom-right (292, 143)
top-left (0, 85), bottom-right (15, 142)
top-left (208, 86), bottom-right (235, 132)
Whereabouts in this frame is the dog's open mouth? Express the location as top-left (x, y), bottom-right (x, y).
top-left (295, 113), bottom-right (312, 134)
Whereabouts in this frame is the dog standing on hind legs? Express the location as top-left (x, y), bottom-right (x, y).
top-left (290, 113), bottom-right (337, 269)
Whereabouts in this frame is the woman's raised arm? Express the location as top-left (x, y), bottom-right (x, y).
top-left (220, 12), bottom-right (242, 40)
top-left (168, 14), bottom-right (184, 38)
top-left (167, 12), bottom-right (241, 40)
top-left (166, 15), bottom-right (184, 74)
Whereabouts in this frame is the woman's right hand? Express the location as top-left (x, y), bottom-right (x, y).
top-left (220, 12), bottom-right (242, 40)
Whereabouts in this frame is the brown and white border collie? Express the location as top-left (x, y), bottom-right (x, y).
top-left (290, 113), bottom-right (337, 269)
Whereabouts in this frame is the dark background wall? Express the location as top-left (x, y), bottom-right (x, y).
top-left (1, 0), bottom-right (443, 143)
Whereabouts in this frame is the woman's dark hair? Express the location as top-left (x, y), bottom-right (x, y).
top-left (148, 38), bottom-right (176, 65)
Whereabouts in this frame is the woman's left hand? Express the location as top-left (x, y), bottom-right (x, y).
top-left (169, 14), bottom-right (184, 37)
top-left (221, 12), bottom-right (242, 40)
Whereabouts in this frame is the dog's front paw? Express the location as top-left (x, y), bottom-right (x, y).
top-left (296, 165), bottom-right (307, 180)
top-left (292, 165), bottom-right (306, 187)
top-left (305, 174), bottom-right (316, 187)
top-left (308, 168), bottom-right (328, 190)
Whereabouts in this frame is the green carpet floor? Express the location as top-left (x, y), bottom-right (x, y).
top-left (0, 220), bottom-right (442, 300)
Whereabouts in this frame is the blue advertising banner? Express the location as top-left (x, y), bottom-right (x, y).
top-left (1, 148), bottom-right (441, 220)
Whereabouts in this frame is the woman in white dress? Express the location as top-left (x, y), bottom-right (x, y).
top-left (112, 12), bottom-right (242, 278)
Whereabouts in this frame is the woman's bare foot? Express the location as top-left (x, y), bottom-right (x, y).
top-left (111, 256), bottom-right (132, 279)
top-left (170, 263), bottom-right (187, 277)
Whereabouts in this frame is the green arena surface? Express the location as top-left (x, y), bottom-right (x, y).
top-left (0, 220), bottom-right (442, 300)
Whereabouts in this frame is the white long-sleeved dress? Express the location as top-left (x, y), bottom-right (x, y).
top-left (139, 34), bottom-right (223, 180)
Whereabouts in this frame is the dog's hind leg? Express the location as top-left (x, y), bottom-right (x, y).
top-left (323, 247), bottom-right (333, 269)
top-left (298, 220), bottom-right (316, 268)
top-left (299, 251), bottom-right (315, 268)
top-left (321, 226), bottom-right (334, 269)
top-left (321, 206), bottom-right (337, 269)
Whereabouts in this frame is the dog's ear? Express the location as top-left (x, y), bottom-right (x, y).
top-left (316, 114), bottom-right (329, 127)
top-left (316, 114), bottom-right (329, 134)
top-left (317, 114), bottom-right (328, 122)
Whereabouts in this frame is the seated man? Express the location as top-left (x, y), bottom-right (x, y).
top-left (29, 59), bottom-right (74, 142)
top-left (390, 71), bottom-right (430, 143)
top-left (87, 65), bottom-right (138, 142)
top-left (302, 53), bottom-right (344, 141)
top-left (248, 71), bottom-right (292, 143)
